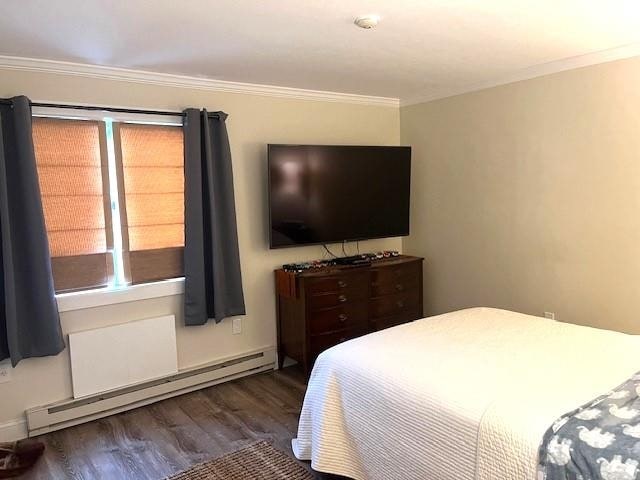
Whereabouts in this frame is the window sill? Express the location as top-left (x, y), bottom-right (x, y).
top-left (56, 277), bottom-right (185, 313)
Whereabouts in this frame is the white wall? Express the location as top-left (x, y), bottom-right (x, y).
top-left (0, 68), bottom-right (401, 438)
top-left (401, 56), bottom-right (640, 333)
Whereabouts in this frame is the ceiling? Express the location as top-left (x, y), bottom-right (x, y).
top-left (1, 0), bottom-right (640, 103)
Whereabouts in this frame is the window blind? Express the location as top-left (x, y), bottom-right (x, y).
top-left (32, 117), bottom-right (113, 292)
top-left (114, 123), bottom-right (184, 284)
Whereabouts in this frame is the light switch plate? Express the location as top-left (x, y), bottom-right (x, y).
top-left (232, 318), bottom-right (242, 335)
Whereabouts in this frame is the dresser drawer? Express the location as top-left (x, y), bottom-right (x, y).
top-left (371, 276), bottom-right (419, 297)
top-left (371, 308), bottom-right (422, 331)
top-left (310, 327), bottom-right (365, 358)
top-left (370, 289), bottom-right (420, 319)
top-left (308, 286), bottom-right (368, 310)
top-left (371, 261), bottom-right (421, 286)
top-left (307, 271), bottom-right (369, 295)
top-left (309, 301), bottom-right (368, 335)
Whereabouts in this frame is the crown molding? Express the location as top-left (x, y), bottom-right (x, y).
top-left (0, 55), bottom-right (399, 108)
top-left (3, 43), bottom-right (637, 110)
top-left (400, 42), bottom-right (640, 107)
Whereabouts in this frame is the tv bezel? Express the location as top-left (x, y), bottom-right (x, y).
top-left (267, 144), bottom-right (411, 249)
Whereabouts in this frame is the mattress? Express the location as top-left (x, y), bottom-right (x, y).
top-left (292, 307), bottom-right (640, 480)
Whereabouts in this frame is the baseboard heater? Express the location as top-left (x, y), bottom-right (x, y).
top-left (26, 347), bottom-right (276, 437)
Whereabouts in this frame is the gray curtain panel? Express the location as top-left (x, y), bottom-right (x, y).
top-left (0, 96), bottom-right (64, 366)
top-left (183, 109), bottom-right (245, 326)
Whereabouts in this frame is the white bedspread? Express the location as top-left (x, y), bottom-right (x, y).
top-left (292, 308), bottom-right (640, 480)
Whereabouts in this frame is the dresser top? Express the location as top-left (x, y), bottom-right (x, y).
top-left (275, 255), bottom-right (423, 278)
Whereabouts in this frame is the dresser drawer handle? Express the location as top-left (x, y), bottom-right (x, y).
top-left (396, 300), bottom-right (405, 309)
top-left (338, 313), bottom-right (348, 322)
top-left (338, 294), bottom-right (347, 303)
top-left (395, 283), bottom-right (404, 291)
top-left (337, 280), bottom-right (348, 288)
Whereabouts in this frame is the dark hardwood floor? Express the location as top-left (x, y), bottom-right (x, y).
top-left (20, 366), bottom-right (332, 480)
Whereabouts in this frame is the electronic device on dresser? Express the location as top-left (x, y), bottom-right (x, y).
top-left (275, 255), bottom-right (423, 376)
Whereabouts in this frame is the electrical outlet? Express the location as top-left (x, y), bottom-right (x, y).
top-left (544, 312), bottom-right (556, 321)
top-left (0, 361), bottom-right (12, 384)
top-left (232, 318), bottom-right (242, 335)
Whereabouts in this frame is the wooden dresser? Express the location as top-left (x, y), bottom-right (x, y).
top-left (275, 255), bottom-right (423, 375)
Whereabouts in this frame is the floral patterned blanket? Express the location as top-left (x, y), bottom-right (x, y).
top-left (539, 372), bottom-right (640, 480)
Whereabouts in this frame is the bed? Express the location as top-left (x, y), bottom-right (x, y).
top-left (292, 307), bottom-right (640, 480)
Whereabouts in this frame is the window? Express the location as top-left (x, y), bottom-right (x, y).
top-left (116, 123), bottom-right (185, 284)
top-left (32, 116), bottom-right (184, 293)
top-left (32, 118), bottom-right (114, 292)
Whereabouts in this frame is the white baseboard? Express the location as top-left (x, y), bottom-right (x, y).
top-left (27, 347), bottom-right (277, 437)
top-left (0, 418), bottom-right (28, 442)
top-left (3, 348), bottom-right (276, 441)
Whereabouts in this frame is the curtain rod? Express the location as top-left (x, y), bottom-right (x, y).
top-left (0, 99), bottom-right (221, 118)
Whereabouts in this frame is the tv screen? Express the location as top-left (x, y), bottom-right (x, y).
top-left (268, 144), bottom-right (411, 248)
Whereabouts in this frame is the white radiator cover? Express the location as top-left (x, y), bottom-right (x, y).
top-left (69, 315), bottom-right (178, 398)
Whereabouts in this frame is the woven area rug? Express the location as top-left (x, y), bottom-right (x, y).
top-left (165, 441), bottom-right (314, 480)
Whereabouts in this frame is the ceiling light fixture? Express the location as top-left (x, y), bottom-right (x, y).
top-left (354, 15), bottom-right (380, 29)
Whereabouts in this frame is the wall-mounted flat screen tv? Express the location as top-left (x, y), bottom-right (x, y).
top-left (268, 144), bottom-right (411, 248)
